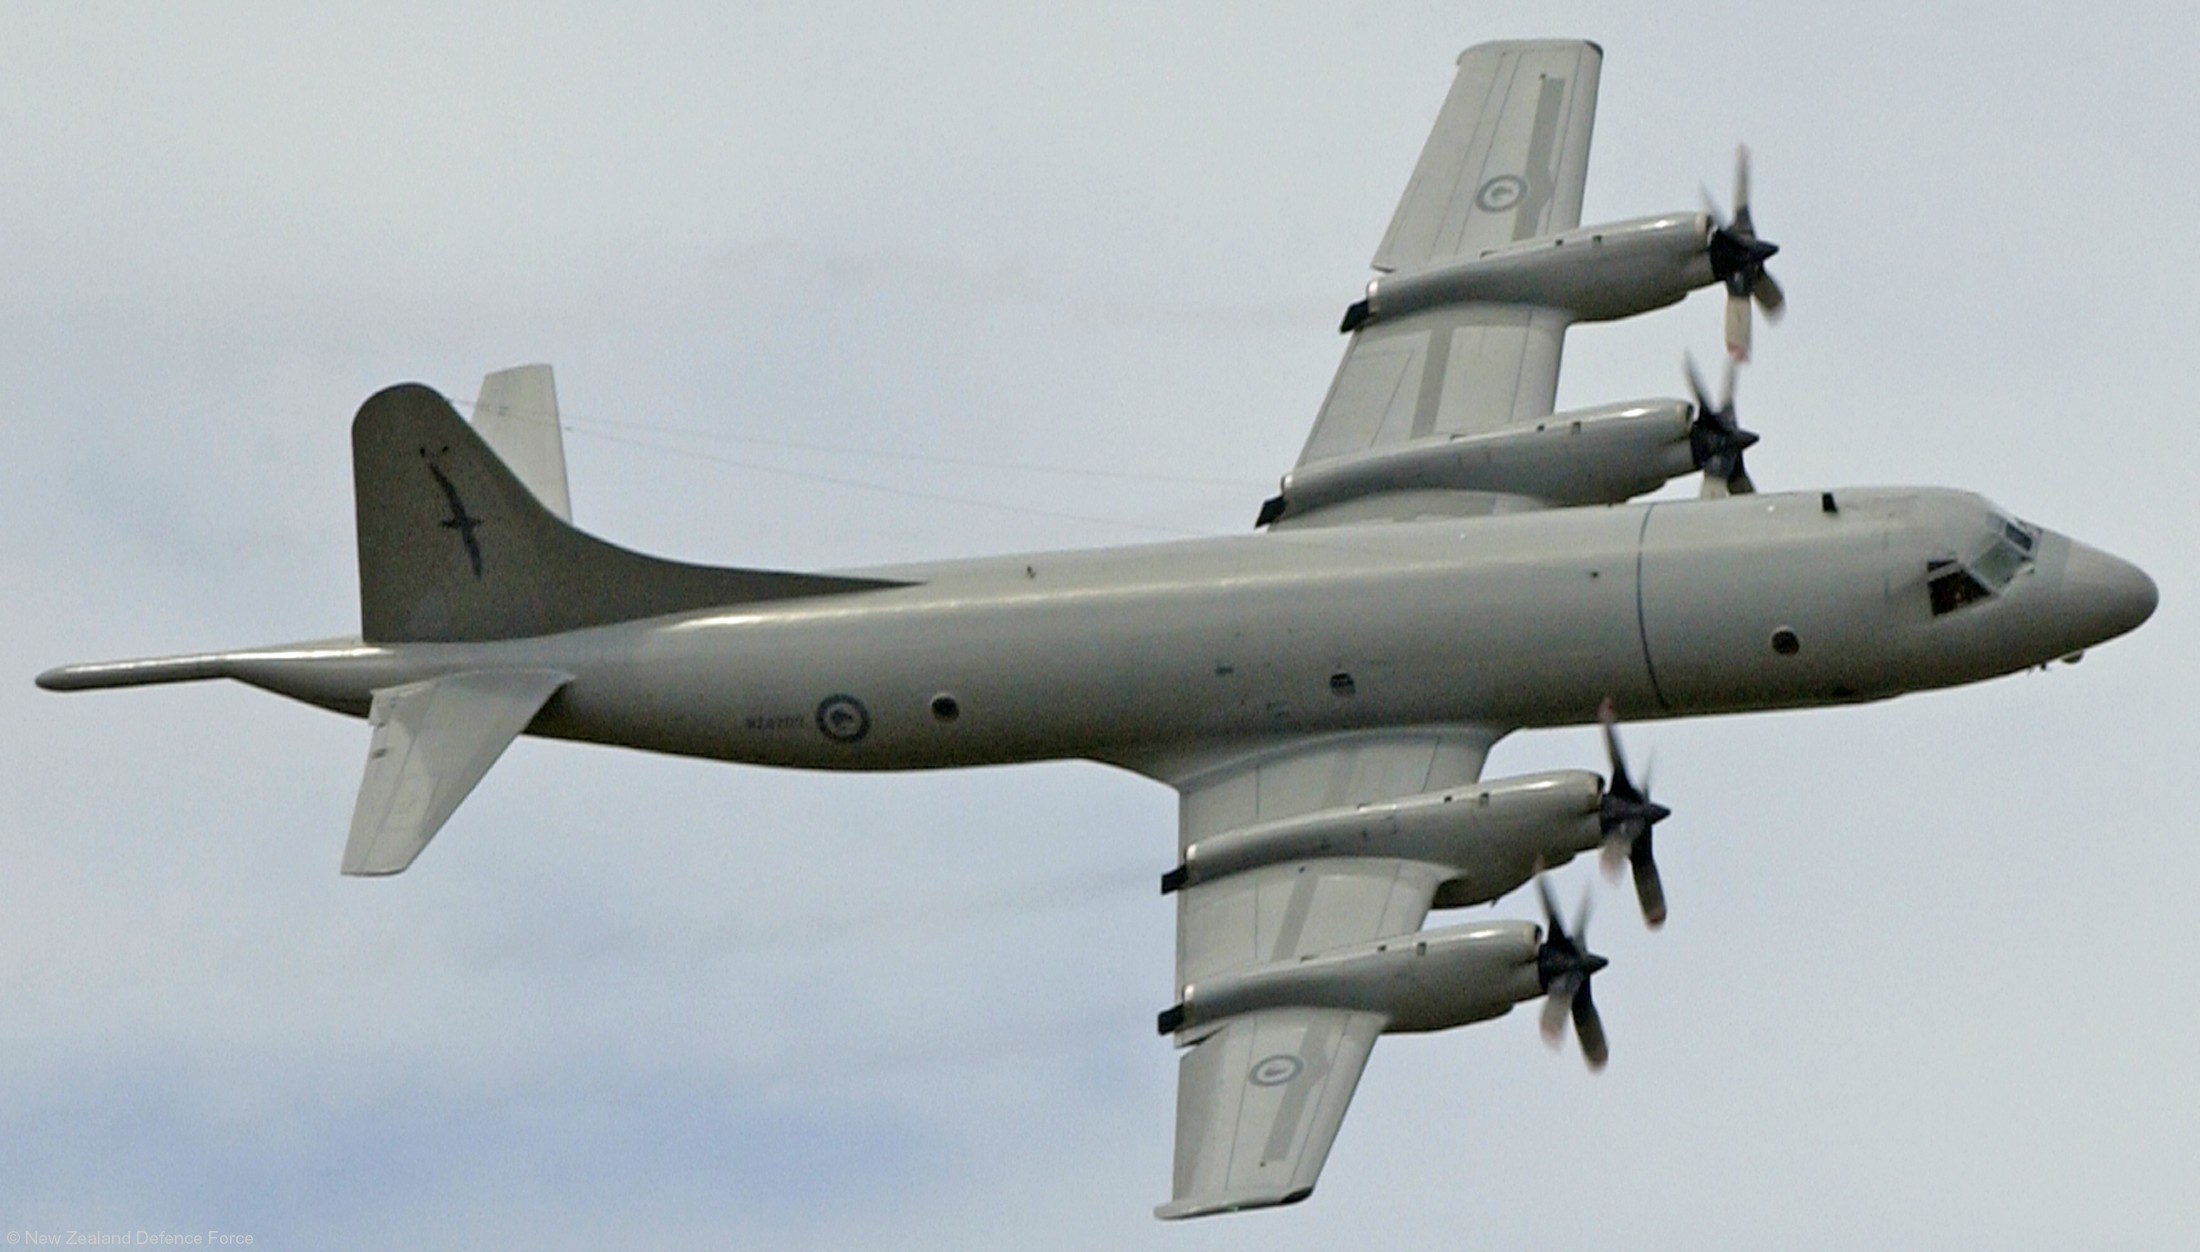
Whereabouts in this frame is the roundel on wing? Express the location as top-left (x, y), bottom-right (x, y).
top-left (815, 694), bottom-right (871, 743)
top-left (1248, 1053), bottom-right (1304, 1087)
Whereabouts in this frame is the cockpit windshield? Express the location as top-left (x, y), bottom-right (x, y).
top-left (1929, 515), bottom-right (2039, 615)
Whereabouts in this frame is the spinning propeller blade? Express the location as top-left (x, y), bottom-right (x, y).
top-left (1535, 877), bottom-right (1611, 1070)
top-left (1704, 146), bottom-right (1784, 362)
top-left (1595, 698), bottom-right (1672, 927)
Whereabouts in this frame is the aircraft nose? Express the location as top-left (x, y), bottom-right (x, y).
top-left (2060, 539), bottom-right (2157, 646)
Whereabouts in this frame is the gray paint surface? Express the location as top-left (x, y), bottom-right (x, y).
top-left (5, 5), bottom-right (2197, 1249)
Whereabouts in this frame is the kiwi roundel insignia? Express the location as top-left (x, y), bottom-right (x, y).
top-left (1474, 173), bottom-right (1528, 212)
top-left (815, 694), bottom-right (871, 743)
top-left (1249, 1053), bottom-right (1303, 1087)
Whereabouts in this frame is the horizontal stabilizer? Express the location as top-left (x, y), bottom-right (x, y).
top-left (342, 668), bottom-right (571, 876)
top-left (471, 364), bottom-right (572, 522)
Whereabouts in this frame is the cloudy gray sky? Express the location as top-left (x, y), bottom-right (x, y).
top-left (5, 2), bottom-right (2194, 1248)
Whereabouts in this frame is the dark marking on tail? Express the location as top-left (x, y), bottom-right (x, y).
top-left (424, 460), bottom-right (485, 577)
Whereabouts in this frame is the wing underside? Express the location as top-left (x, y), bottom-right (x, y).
top-left (1285, 40), bottom-right (1604, 526)
top-left (1158, 1007), bottom-right (1386, 1220)
top-left (1152, 728), bottom-right (1496, 1217)
top-left (1374, 40), bottom-right (1602, 274)
top-left (1297, 304), bottom-right (1570, 469)
top-left (1155, 39), bottom-right (1606, 1217)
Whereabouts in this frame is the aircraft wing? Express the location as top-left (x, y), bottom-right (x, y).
top-left (1155, 728), bottom-right (1496, 1217)
top-left (1156, 1006), bottom-right (1386, 1219)
top-left (1293, 303), bottom-right (1572, 472)
top-left (1372, 40), bottom-right (1602, 273)
top-left (1279, 41), bottom-right (1603, 527)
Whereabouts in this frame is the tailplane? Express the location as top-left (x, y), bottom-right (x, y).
top-left (470, 364), bottom-right (572, 523)
top-left (354, 383), bottom-right (902, 642)
top-left (342, 668), bottom-right (571, 875)
top-left (46, 377), bottom-right (903, 877)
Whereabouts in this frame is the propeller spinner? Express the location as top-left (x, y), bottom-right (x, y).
top-left (1704, 145), bottom-right (1785, 362)
top-left (1685, 353), bottom-right (1759, 499)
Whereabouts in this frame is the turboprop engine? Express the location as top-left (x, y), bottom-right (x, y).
top-left (1339, 149), bottom-right (1783, 361)
top-left (1158, 878), bottom-right (1617, 1068)
top-left (1161, 770), bottom-right (1606, 908)
top-left (1340, 213), bottom-right (1718, 333)
top-left (1158, 919), bottom-right (1546, 1037)
top-left (1258, 398), bottom-right (1699, 525)
top-left (1163, 709), bottom-right (1674, 922)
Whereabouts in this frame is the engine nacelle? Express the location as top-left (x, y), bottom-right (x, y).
top-left (1260, 399), bottom-right (1697, 526)
top-left (1162, 769), bottom-right (1605, 908)
top-left (1342, 212), bottom-right (1717, 332)
top-left (1159, 920), bottom-right (1544, 1038)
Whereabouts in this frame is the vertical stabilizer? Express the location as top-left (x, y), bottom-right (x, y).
top-left (471, 364), bottom-right (572, 522)
top-left (352, 383), bottom-right (904, 642)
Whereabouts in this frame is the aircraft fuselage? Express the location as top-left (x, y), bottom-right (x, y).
top-left (97, 485), bottom-right (2149, 781)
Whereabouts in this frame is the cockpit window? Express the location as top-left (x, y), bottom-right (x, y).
top-left (1929, 560), bottom-right (1993, 615)
top-left (1928, 516), bottom-right (2040, 616)
top-left (1973, 539), bottom-right (2026, 588)
top-left (1975, 516), bottom-right (2039, 589)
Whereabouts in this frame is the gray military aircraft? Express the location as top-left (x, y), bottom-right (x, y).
top-left (36, 40), bottom-right (2157, 1220)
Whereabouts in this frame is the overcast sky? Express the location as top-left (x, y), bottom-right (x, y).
top-left (4, 3), bottom-right (2195, 1248)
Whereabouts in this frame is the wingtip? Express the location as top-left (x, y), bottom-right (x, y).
top-left (1154, 1186), bottom-right (1312, 1221)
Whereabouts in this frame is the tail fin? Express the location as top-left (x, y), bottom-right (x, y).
top-left (354, 384), bottom-right (903, 642)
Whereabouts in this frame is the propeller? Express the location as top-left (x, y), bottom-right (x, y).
top-left (1596, 697), bottom-right (1672, 927)
top-left (1703, 145), bottom-right (1784, 361)
top-left (1685, 353), bottom-right (1758, 498)
top-left (1535, 877), bottom-right (1611, 1070)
